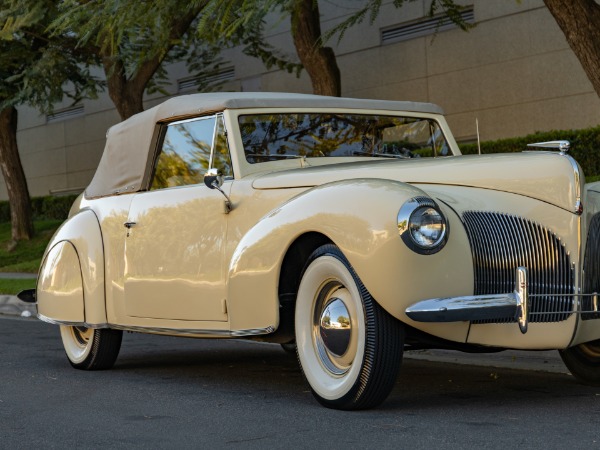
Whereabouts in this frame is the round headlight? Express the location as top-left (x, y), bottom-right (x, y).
top-left (398, 197), bottom-right (448, 255)
top-left (409, 206), bottom-right (446, 248)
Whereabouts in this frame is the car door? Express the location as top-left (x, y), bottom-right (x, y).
top-left (123, 114), bottom-right (233, 322)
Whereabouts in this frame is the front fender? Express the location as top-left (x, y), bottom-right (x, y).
top-left (37, 209), bottom-right (106, 326)
top-left (227, 178), bottom-right (473, 337)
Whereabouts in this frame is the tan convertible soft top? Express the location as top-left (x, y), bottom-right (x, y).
top-left (85, 92), bottom-right (444, 199)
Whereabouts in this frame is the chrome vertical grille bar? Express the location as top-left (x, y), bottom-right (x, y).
top-left (462, 211), bottom-right (574, 323)
top-left (583, 213), bottom-right (600, 320)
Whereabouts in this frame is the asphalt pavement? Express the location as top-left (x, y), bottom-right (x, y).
top-left (1, 317), bottom-right (597, 449)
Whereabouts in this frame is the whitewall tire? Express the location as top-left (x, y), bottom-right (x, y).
top-left (60, 326), bottom-right (123, 370)
top-left (295, 244), bottom-right (404, 410)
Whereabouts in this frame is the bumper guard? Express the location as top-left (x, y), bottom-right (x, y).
top-left (405, 267), bottom-right (599, 334)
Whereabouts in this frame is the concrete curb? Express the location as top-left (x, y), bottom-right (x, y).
top-left (0, 272), bottom-right (37, 279)
top-left (404, 348), bottom-right (568, 375)
top-left (0, 295), bottom-right (36, 318)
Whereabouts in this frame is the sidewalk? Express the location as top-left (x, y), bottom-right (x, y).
top-left (0, 272), bottom-right (37, 317)
top-left (0, 294), bottom-right (36, 317)
top-left (0, 272), bottom-right (37, 279)
top-left (404, 348), bottom-right (567, 374)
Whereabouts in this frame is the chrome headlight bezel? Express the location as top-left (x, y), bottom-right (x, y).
top-left (398, 196), bottom-right (449, 255)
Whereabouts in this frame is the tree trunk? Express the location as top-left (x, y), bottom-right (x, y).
top-left (544, 0), bottom-right (600, 98)
top-left (291, 0), bottom-right (341, 97)
top-left (102, 4), bottom-right (208, 121)
top-left (103, 56), bottom-right (146, 120)
top-left (0, 106), bottom-right (33, 242)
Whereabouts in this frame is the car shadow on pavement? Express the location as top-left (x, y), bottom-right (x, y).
top-left (104, 331), bottom-right (597, 412)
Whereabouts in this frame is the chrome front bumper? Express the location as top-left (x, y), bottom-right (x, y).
top-left (406, 267), bottom-right (599, 334)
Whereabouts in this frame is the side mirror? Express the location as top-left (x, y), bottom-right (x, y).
top-left (203, 168), bottom-right (232, 213)
top-left (204, 168), bottom-right (224, 189)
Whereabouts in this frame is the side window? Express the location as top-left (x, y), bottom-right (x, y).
top-left (151, 114), bottom-right (234, 190)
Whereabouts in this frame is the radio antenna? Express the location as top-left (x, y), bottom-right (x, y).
top-left (476, 118), bottom-right (481, 155)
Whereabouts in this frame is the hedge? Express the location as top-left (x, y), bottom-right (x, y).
top-left (0, 194), bottom-right (78, 223)
top-left (459, 125), bottom-right (600, 178)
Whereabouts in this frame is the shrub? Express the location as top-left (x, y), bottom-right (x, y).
top-left (0, 194), bottom-right (78, 223)
top-left (459, 126), bottom-right (600, 178)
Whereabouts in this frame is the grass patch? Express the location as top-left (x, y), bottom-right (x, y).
top-left (587, 175), bottom-right (600, 183)
top-left (0, 278), bottom-right (36, 295)
top-left (0, 220), bottom-right (62, 273)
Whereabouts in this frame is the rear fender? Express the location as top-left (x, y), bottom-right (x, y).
top-left (37, 209), bottom-right (106, 326)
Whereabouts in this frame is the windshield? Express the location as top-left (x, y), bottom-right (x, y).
top-left (238, 113), bottom-right (450, 164)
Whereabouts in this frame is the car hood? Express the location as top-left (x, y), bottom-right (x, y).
top-left (252, 152), bottom-right (582, 214)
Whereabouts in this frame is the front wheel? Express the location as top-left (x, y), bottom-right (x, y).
top-left (60, 326), bottom-right (123, 370)
top-left (295, 244), bottom-right (404, 410)
top-left (559, 340), bottom-right (600, 385)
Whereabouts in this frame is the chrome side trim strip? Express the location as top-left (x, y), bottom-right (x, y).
top-left (231, 326), bottom-right (276, 337)
top-left (36, 313), bottom-right (276, 338)
top-left (37, 313), bottom-right (109, 329)
top-left (109, 324), bottom-right (233, 337)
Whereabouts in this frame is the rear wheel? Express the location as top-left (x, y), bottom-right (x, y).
top-left (560, 340), bottom-right (600, 385)
top-left (60, 326), bottom-right (123, 370)
top-left (295, 244), bottom-right (404, 410)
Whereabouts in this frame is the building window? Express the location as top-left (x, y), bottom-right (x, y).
top-left (177, 67), bottom-right (235, 93)
top-left (381, 7), bottom-right (474, 45)
top-left (46, 105), bottom-right (84, 123)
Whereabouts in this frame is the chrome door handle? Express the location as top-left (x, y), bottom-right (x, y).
top-left (124, 222), bottom-right (137, 229)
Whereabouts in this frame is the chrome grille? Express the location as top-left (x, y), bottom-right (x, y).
top-left (462, 211), bottom-right (574, 323)
top-left (582, 212), bottom-right (600, 320)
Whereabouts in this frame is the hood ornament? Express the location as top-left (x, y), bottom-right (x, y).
top-left (527, 140), bottom-right (570, 155)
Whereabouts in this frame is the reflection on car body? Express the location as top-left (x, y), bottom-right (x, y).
top-left (24, 92), bottom-right (600, 410)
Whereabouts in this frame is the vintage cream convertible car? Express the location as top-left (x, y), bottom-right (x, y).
top-left (21, 92), bottom-right (600, 410)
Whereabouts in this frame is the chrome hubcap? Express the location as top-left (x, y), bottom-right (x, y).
top-left (72, 326), bottom-right (92, 348)
top-left (580, 340), bottom-right (600, 358)
top-left (313, 281), bottom-right (354, 375)
top-left (319, 298), bottom-right (351, 356)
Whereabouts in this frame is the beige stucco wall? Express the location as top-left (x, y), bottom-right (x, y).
top-left (3, 0), bottom-right (599, 200)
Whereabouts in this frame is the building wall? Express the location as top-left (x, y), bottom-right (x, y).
top-left (4, 0), bottom-right (599, 201)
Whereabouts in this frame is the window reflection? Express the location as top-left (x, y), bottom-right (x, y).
top-left (151, 115), bottom-right (233, 190)
top-left (238, 113), bottom-right (450, 163)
